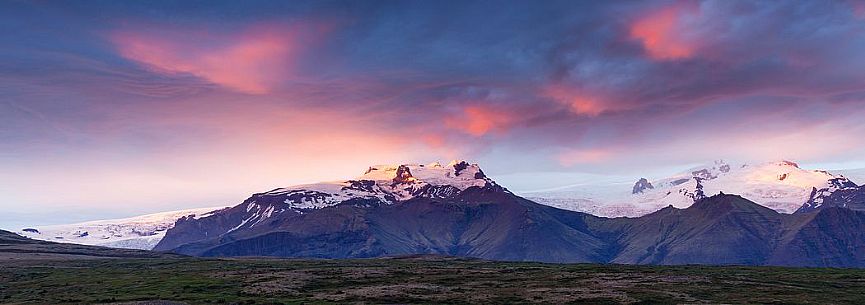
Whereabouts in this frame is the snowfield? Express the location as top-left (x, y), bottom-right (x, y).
top-left (525, 160), bottom-right (858, 217)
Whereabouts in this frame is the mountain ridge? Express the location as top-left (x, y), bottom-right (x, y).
top-left (154, 161), bottom-right (865, 267)
top-left (19, 161), bottom-right (865, 263)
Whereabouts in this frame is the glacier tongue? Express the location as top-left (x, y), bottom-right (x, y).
top-left (16, 206), bottom-right (227, 250)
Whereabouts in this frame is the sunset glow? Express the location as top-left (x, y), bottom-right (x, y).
top-left (2, 0), bottom-right (865, 227)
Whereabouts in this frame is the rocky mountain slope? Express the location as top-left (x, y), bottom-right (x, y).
top-left (156, 161), bottom-right (602, 260)
top-left (797, 183), bottom-right (865, 213)
top-left (156, 161), bottom-right (865, 267)
top-left (589, 195), bottom-right (865, 267)
top-left (178, 186), bottom-right (611, 263)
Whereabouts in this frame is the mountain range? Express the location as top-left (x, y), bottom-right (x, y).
top-left (14, 160), bottom-right (865, 267)
top-left (149, 161), bottom-right (865, 267)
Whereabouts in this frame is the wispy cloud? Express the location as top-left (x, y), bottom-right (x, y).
top-left (110, 23), bottom-right (327, 94)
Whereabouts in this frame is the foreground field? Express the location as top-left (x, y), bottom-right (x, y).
top-left (1, 256), bottom-right (865, 304)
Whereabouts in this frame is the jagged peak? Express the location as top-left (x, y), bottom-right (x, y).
top-left (357, 161), bottom-right (487, 184)
top-left (632, 178), bottom-right (654, 194)
top-left (776, 160), bottom-right (800, 168)
top-left (446, 159), bottom-right (465, 167)
top-left (392, 165), bottom-right (417, 184)
top-left (691, 193), bottom-right (751, 210)
top-left (244, 161), bottom-right (504, 216)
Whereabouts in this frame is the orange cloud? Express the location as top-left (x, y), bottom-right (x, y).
top-left (111, 24), bottom-right (308, 94)
top-left (629, 2), bottom-right (699, 60)
top-left (445, 105), bottom-right (516, 136)
top-left (543, 85), bottom-right (608, 116)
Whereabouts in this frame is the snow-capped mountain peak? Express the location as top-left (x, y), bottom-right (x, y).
top-left (528, 160), bottom-right (858, 217)
top-left (636, 160), bottom-right (854, 214)
top-left (263, 160), bottom-right (496, 211)
top-left (632, 178), bottom-right (654, 194)
top-left (172, 160), bottom-right (505, 239)
top-left (358, 161), bottom-right (488, 187)
top-left (222, 161), bottom-right (501, 235)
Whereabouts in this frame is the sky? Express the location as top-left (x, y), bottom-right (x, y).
top-left (3, 0), bottom-right (865, 228)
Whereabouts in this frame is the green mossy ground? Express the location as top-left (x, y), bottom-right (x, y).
top-left (2, 256), bottom-right (864, 304)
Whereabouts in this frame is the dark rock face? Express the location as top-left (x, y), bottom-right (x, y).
top-left (797, 182), bottom-right (864, 214)
top-left (158, 186), bottom-right (865, 267)
top-left (403, 183), bottom-right (462, 199)
top-left (453, 161), bottom-right (470, 175)
top-left (393, 165), bottom-right (415, 184)
top-left (691, 169), bottom-right (717, 180)
top-left (675, 178), bottom-right (706, 201)
top-left (670, 178), bottom-right (690, 186)
top-left (692, 178), bottom-right (706, 200)
top-left (632, 178), bottom-right (654, 194)
top-left (342, 180), bottom-right (377, 192)
top-left (779, 160), bottom-right (800, 168)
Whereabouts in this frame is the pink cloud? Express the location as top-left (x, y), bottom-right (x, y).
top-left (629, 2), bottom-right (700, 60)
top-left (543, 85), bottom-right (611, 116)
top-left (110, 23), bottom-right (321, 94)
top-left (445, 105), bottom-right (517, 136)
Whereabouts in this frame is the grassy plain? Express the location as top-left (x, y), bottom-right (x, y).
top-left (2, 256), bottom-right (864, 304)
